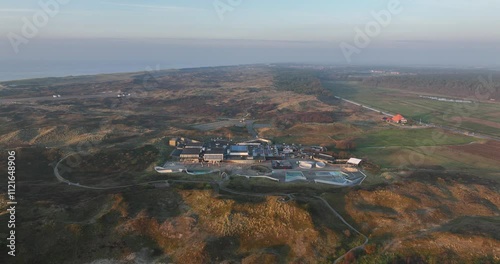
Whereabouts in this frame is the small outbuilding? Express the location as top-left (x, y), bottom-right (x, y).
top-left (169, 137), bottom-right (180, 147)
top-left (347, 158), bottom-right (363, 166)
top-left (272, 160), bottom-right (293, 169)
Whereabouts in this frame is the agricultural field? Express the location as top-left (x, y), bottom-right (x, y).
top-left (324, 81), bottom-right (500, 137)
top-left (355, 128), bottom-right (477, 149)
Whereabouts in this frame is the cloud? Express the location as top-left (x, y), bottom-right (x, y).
top-left (393, 40), bottom-right (435, 44)
top-left (100, 1), bottom-right (204, 12)
top-left (0, 8), bottom-right (37, 13)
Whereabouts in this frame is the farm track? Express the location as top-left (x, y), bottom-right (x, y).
top-left (334, 96), bottom-right (500, 142)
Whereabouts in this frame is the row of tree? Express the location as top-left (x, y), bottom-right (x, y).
top-left (361, 73), bottom-right (500, 100)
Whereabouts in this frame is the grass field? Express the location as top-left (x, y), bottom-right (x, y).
top-left (324, 81), bottom-right (500, 137)
top-left (356, 128), bottom-right (477, 148)
top-left (349, 125), bottom-right (500, 180)
top-left (354, 143), bottom-right (500, 181)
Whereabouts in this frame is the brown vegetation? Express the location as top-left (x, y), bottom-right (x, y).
top-left (2, 65), bottom-right (500, 263)
top-left (345, 175), bottom-right (500, 261)
top-left (180, 190), bottom-right (339, 262)
top-left (117, 190), bottom-right (342, 263)
top-left (335, 139), bottom-right (357, 150)
top-left (274, 111), bottom-right (335, 129)
top-left (448, 141), bottom-right (500, 161)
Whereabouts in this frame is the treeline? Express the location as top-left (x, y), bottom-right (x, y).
top-left (273, 69), bottom-right (332, 96)
top-left (361, 73), bottom-right (500, 100)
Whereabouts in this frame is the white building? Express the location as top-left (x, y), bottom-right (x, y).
top-left (347, 158), bottom-right (363, 166)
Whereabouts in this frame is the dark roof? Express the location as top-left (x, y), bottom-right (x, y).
top-left (189, 141), bottom-right (203, 145)
top-left (313, 153), bottom-right (336, 161)
top-left (181, 148), bottom-right (201, 155)
top-left (211, 139), bottom-right (230, 144)
top-left (272, 160), bottom-right (293, 169)
top-left (205, 140), bottom-right (229, 149)
top-left (185, 142), bottom-right (203, 146)
top-left (230, 145), bottom-right (248, 152)
top-left (171, 149), bottom-right (183, 157)
top-left (275, 160), bottom-right (292, 166)
top-left (204, 148), bottom-right (225, 155)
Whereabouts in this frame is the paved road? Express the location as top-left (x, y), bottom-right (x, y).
top-left (54, 154), bottom-right (140, 190)
top-left (334, 96), bottom-right (500, 142)
top-left (335, 96), bottom-right (394, 117)
top-left (246, 120), bottom-right (258, 138)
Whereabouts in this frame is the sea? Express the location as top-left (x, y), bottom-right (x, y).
top-left (0, 60), bottom-right (208, 82)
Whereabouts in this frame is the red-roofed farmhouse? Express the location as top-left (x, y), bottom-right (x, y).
top-left (392, 114), bottom-right (408, 124)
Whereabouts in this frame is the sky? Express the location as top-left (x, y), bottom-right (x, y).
top-left (1, 0), bottom-right (499, 79)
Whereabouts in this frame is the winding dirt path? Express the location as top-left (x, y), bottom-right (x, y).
top-left (54, 154), bottom-right (368, 262)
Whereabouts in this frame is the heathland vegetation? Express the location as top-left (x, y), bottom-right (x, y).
top-left (1, 65), bottom-right (499, 263)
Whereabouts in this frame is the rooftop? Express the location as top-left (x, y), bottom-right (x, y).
top-left (184, 143), bottom-right (203, 149)
top-left (347, 158), bottom-right (362, 165)
top-left (181, 148), bottom-right (201, 155)
top-left (204, 148), bottom-right (225, 155)
top-left (205, 140), bottom-right (230, 149)
top-left (230, 145), bottom-right (249, 152)
top-left (392, 114), bottom-right (406, 121)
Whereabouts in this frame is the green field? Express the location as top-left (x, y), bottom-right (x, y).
top-left (349, 126), bottom-right (500, 181)
top-left (350, 127), bottom-right (499, 181)
top-left (356, 128), bottom-right (477, 148)
top-left (324, 81), bottom-right (500, 137)
top-left (355, 145), bottom-right (500, 180)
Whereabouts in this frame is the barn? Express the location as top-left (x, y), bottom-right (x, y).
top-left (392, 114), bottom-right (408, 124)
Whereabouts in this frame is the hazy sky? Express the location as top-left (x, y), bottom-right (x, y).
top-left (1, 0), bottom-right (499, 70)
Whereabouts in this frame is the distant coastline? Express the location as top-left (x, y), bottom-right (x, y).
top-left (0, 60), bottom-right (203, 82)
